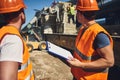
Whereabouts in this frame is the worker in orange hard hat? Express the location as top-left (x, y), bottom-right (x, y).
top-left (0, 0), bottom-right (34, 80)
top-left (67, 0), bottom-right (114, 80)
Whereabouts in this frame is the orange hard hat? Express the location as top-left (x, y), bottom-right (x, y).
top-left (76, 0), bottom-right (99, 11)
top-left (0, 0), bottom-right (26, 14)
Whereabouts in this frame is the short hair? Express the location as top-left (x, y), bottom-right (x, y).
top-left (81, 11), bottom-right (97, 20)
top-left (3, 9), bottom-right (24, 23)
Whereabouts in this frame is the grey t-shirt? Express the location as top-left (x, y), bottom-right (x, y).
top-left (0, 35), bottom-right (23, 63)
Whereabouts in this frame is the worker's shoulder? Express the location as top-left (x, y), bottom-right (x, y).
top-left (2, 34), bottom-right (22, 43)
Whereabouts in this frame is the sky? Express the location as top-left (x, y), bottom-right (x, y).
top-left (22, 0), bottom-right (69, 29)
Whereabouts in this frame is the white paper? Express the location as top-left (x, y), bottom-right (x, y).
top-left (46, 41), bottom-right (73, 59)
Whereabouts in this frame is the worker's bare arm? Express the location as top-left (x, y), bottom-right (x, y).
top-left (0, 61), bottom-right (19, 80)
top-left (93, 44), bottom-right (114, 67)
top-left (67, 45), bottom-right (114, 69)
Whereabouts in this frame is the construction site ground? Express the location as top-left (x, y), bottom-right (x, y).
top-left (30, 50), bottom-right (73, 80)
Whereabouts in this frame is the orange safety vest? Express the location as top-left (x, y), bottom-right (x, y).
top-left (0, 26), bottom-right (34, 80)
top-left (71, 23), bottom-right (113, 80)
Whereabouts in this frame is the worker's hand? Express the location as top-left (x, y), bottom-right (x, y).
top-left (67, 57), bottom-right (83, 68)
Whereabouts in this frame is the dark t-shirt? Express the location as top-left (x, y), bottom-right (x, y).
top-left (93, 33), bottom-right (110, 50)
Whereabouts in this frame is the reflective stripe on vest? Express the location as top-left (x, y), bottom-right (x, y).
top-left (25, 70), bottom-right (34, 80)
top-left (18, 58), bottom-right (34, 80)
top-left (75, 47), bottom-right (101, 60)
top-left (18, 59), bottom-right (31, 72)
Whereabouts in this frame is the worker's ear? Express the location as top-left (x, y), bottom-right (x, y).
top-left (77, 11), bottom-right (85, 23)
top-left (20, 11), bottom-right (26, 24)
